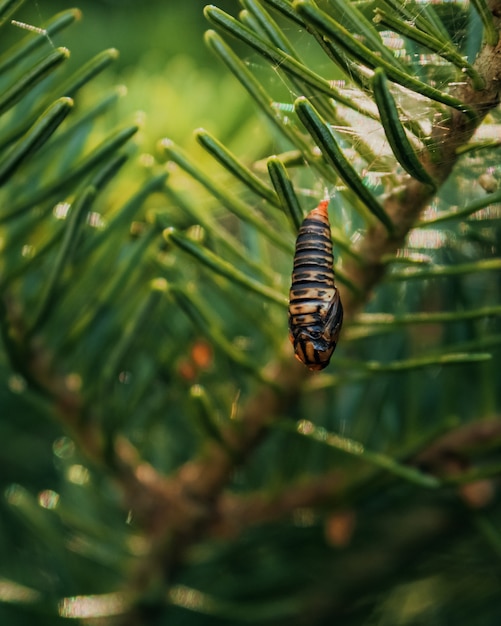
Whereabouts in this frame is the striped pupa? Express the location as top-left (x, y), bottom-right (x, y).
top-left (288, 200), bottom-right (343, 370)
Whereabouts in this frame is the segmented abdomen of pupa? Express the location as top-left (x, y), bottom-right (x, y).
top-left (289, 200), bottom-right (335, 328)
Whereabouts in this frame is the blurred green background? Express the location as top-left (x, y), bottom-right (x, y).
top-left (15, 1), bottom-right (233, 70)
top-left (8, 1), bottom-right (256, 147)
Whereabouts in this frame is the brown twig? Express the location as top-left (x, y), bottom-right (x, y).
top-left (209, 470), bottom-right (346, 538)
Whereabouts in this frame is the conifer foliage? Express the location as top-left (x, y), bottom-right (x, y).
top-left (1, 1), bottom-right (501, 625)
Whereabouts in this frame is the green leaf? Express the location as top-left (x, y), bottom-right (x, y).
top-left (378, 0), bottom-right (451, 43)
top-left (0, 97), bottom-right (73, 184)
top-left (59, 48), bottom-right (119, 98)
top-left (190, 385), bottom-right (231, 449)
top-left (172, 286), bottom-right (272, 384)
top-left (241, 0), bottom-right (297, 56)
top-left (419, 187), bottom-right (501, 226)
top-left (2, 154), bottom-right (129, 290)
top-left (0, 47), bottom-right (69, 116)
top-left (80, 171), bottom-right (167, 259)
top-left (327, 0), bottom-right (407, 71)
top-left (30, 186), bottom-right (97, 334)
top-left (195, 128), bottom-right (280, 207)
top-left (261, 0), bottom-right (305, 26)
top-left (157, 187), bottom-right (277, 284)
top-left (67, 229), bottom-right (159, 347)
top-left (1, 125), bottom-right (139, 221)
top-left (0, 0), bottom-right (25, 25)
top-left (162, 228), bottom-right (288, 308)
top-left (277, 419), bottom-right (441, 488)
top-left (0, 9), bottom-right (80, 74)
top-left (101, 278), bottom-right (168, 387)
top-left (32, 88), bottom-right (126, 164)
top-left (354, 305), bottom-right (501, 327)
top-left (294, 96), bottom-right (395, 234)
top-left (204, 5), bottom-right (363, 105)
top-left (361, 352), bottom-right (492, 371)
top-left (389, 258), bottom-right (501, 281)
top-left (266, 156), bottom-right (303, 231)
top-left (372, 68), bottom-right (436, 187)
top-left (373, 9), bottom-right (484, 89)
top-left (161, 138), bottom-right (293, 252)
top-left (293, 0), bottom-right (477, 120)
top-left (204, 29), bottom-right (338, 184)
top-left (470, 0), bottom-right (499, 45)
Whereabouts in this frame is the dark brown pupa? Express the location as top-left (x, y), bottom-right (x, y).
top-left (288, 200), bottom-right (343, 370)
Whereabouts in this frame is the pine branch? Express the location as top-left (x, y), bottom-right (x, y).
top-left (1, 3), bottom-right (501, 624)
top-left (110, 6), bottom-right (501, 612)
